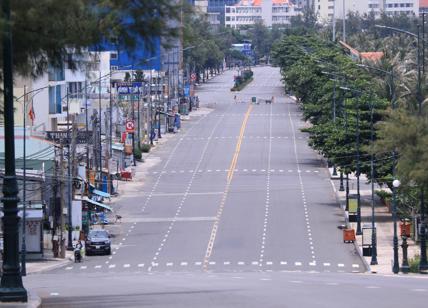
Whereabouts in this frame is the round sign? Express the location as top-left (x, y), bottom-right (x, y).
top-left (191, 73), bottom-right (196, 81)
top-left (126, 120), bottom-right (135, 132)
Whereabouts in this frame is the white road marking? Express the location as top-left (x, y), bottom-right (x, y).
top-left (50, 293), bottom-right (60, 296)
top-left (180, 262), bottom-right (188, 266)
top-left (323, 263), bottom-right (331, 267)
top-left (224, 261), bottom-right (230, 265)
top-left (138, 263), bottom-right (145, 268)
top-left (108, 264), bottom-right (116, 268)
top-left (280, 261), bottom-right (287, 265)
top-left (80, 266), bottom-right (87, 270)
top-left (295, 262), bottom-right (302, 266)
top-left (195, 262), bottom-right (202, 266)
top-left (266, 261), bottom-right (273, 265)
top-left (166, 262), bottom-right (173, 267)
top-left (123, 264), bottom-right (130, 268)
top-left (352, 264), bottom-right (360, 268)
top-left (94, 265), bottom-right (102, 269)
top-left (338, 263), bottom-right (345, 267)
top-left (252, 261), bottom-right (259, 265)
top-left (209, 261), bottom-right (216, 265)
top-left (65, 267), bottom-right (73, 270)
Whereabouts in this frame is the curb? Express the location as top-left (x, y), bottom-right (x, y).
top-left (327, 172), bottom-right (371, 274)
top-left (26, 255), bottom-right (73, 275)
top-left (0, 291), bottom-right (41, 308)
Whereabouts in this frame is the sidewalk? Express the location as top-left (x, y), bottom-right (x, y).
top-left (24, 250), bottom-right (73, 275)
top-left (114, 106), bottom-right (214, 201)
top-left (330, 168), bottom-right (420, 274)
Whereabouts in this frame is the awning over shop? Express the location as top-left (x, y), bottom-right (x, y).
top-left (92, 189), bottom-right (111, 199)
top-left (83, 197), bottom-right (112, 212)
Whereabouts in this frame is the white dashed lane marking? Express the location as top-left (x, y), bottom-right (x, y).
top-left (146, 169), bottom-right (321, 175)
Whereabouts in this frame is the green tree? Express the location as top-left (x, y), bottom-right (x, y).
top-left (248, 21), bottom-right (271, 61)
top-left (0, 0), bottom-right (179, 81)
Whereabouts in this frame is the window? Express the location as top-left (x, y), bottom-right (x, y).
top-left (49, 85), bottom-right (63, 114)
top-left (68, 82), bottom-right (83, 99)
top-left (48, 63), bottom-right (65, 81)
top-left (110, 51), bottom-right (118, 60)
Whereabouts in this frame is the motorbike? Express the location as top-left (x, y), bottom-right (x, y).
top-left (74, 244), bottom-right (82, 263)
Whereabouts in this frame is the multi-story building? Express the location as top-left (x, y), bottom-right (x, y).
top-left (383, 0), bottom-right (419, 15)
top-left (208, 0), bottom-right (240, 14)
top-left (314, 0), bottom-right (419, 22)
top-left (225, 0), bottom-right (301, 28)
top-left (421, 0), bottom-right (428, 13)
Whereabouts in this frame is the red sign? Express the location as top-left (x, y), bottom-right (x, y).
top-left (191, 73), bottom-right (196, 81)
top-left (126, 120), bottom-right (135, 133)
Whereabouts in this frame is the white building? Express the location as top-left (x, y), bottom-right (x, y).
top-left (13, 51), bottom-right (112, 132)
top-left (225, 0), bottom-right (301, 28)
top-left (194, 0), bottom-right (209, 13)
top-left (314, 0), bottom-right (419, 23)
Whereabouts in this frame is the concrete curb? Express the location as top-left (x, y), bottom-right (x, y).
top-left (26, 253), bottom-right (73, 275)
top-left (0, 291), bottom-right (41, 308)
top-left (326, 168), bottom-right (372, 273)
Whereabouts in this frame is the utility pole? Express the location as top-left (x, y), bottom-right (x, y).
top-left (98, 69), bottom-right (103, 189)
top-left (66, 87), bottom-right (73, 251)
top-left (0, 0), bottom-right (28, 301)
top-left (85, 80), bottom-right (90, 179)
top-left (59, 146), bottom-right (65, 258)
top-left (150, 69), bottom-right (154, 146)
top-left (158, 70), bottom-right (162, 139)
top-left (131, 66), bottom-right (136, 165)
top-left (91, 110), bottom-right (98, 186)
top-left (21, 86), bottom-right (27, 276)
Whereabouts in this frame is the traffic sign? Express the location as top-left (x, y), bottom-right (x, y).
top-left (191, 73), bottom-right (196, 81)
top-left (126, 120), bottom-right (135, 133)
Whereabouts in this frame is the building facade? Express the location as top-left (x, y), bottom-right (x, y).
top-left (421, 0), bottom-right (428, 13)
top-left (315, 0), bottom-right (419, 22)
top-left (225, 0), bottom-right (301, 28)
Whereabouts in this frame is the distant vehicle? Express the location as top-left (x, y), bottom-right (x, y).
top-left (85, 230), bottom-right (111, 256)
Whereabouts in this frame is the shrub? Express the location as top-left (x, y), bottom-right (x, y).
top-left (133, 147), bottom-right (142, 160)
top-left (140, 143), bottom-right (151, 153)
top-left (375, 190), bottom-right (392, 200)
top-left (409, 255), bottom-right (420, 273)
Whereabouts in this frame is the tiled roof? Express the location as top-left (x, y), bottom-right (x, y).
top-left (360, 52), bottom-right (384, 61)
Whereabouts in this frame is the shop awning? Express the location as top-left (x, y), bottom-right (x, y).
top-left (92, 189), bottom-right (111, 199)
top-left (83, 197), bottom-right (112, 211)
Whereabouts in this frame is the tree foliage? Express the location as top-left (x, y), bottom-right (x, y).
top-left (0, 0), bottom-right (179, 81)
top-left (272, 34), bottom-right (389, 179)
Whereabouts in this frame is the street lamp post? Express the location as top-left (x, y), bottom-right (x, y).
top-left (340, 86), bottom-right (363, 235)
top-left (0, 0), bottom-right (28, 301)
top-left (392, 179), bottom-right (401, 273)
top-left (369, 99), bottom-right (378, 265)
top-left (356, 63), bottom-right (400, 267)
top-left (375, 23), bottom-right (428, 273)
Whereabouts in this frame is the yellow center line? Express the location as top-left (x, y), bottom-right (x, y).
top-left (203, 104), bottom-right (253, 270)
top-left (227, 105), bottom-right (253, 182)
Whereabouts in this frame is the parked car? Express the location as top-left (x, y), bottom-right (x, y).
top-left (85, 229), bottom-right (111, 256)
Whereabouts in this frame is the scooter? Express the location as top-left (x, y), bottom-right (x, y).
top-left (74, 244), bottom-right (82, 263)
